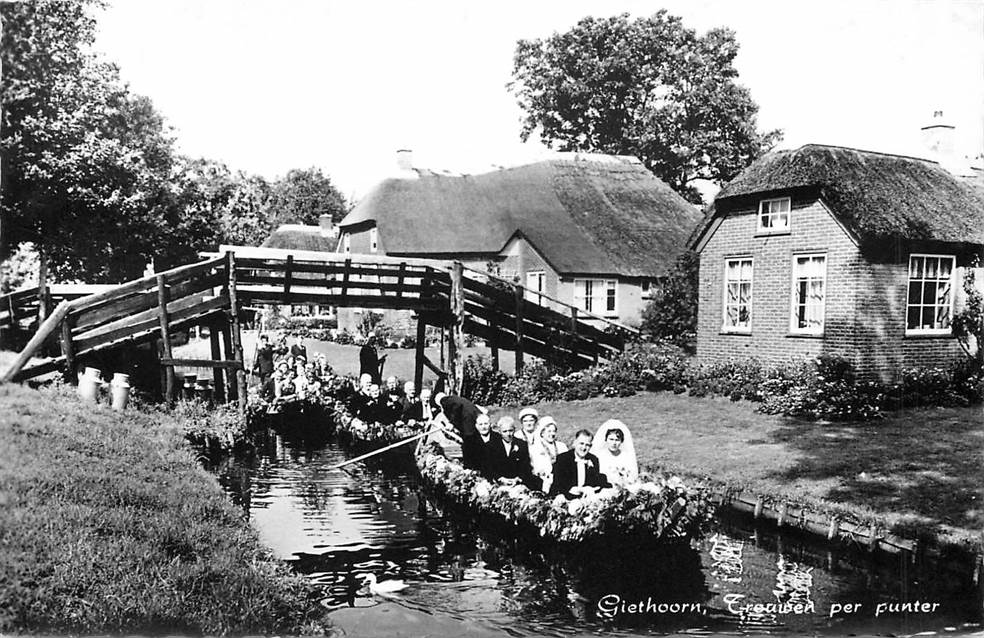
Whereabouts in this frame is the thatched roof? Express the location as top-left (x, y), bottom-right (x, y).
top-left (339, 154), bottom-right (701, 277)
top-left (261, 225), bottom-right (337, 252)
top-left (714, 144), bottom-right (984, 246)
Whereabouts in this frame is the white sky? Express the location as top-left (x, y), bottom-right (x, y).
top-left (94, 0), bottom-right (984, 202)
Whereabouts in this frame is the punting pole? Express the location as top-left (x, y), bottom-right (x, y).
top-left (328, 424), bottom-right (445, 471)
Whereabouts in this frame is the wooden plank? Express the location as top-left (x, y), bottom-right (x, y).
top-left (282, 254), bottom-right (293, 304)
top-left (74, 290), bottom-right (223, 346)
top-left (160, 358), bottom-right (243, 369)
top-left (235, 259), bottom-right (431, 280)
top-left (74, 294), bottom-right (229, 353)
top-left (513, 284), bottom-right (524, 374)
top-left (59, 315), bottom-right (76, 382)
top-left (235, 275), bottom-right (430, 295)
top-left (0, 301), bottom-right (72, 383)
top-left (71, 272), bottom-right (225, 334)
top-left (463, 300), bottom-right (608, 359)
top-left (226, 251), bottom-right (247, 420)
top-left (213, 245), bottom-right (452, 269)
top-left (449, 262), bottom-right (465, 395)
top-left (209, 324), bottom-right (226, 403)
top-left (156, 275), bottom-right (176, 404)
top-left (68, 255), bottom-right (225, 314)
top-left (237, 289), bottom-right (438, 311)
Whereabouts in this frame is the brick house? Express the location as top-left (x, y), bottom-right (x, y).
top-left (690, 144), bottom-right (984, 382)
top-left (336, 152), bottom-right (701, 330)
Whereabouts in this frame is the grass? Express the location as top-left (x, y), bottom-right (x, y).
top-left (489, 392), bottom-right (984, 549)
top-left (174, 331), bottom-right (517, 386)
top-left (0, 382), bottom-right (326, 635)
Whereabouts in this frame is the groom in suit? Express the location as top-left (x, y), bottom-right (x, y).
top-left (549, 429), bottom-right (611, 499)
top-left (487, 416), bottom-right (538, 489)
top-left (461, 412), bottom-right (499, 481)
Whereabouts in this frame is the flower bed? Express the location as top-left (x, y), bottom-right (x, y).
top-left (415, 442), bottom-right (714, 546)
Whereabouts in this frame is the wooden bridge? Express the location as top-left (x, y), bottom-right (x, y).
top-left (0, 247), bottom-right (637, 416)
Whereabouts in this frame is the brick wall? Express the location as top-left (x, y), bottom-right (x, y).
top-left (697, 197), bottom-right (979, 381)
top-left (696, 198), bottom-right (861, 369)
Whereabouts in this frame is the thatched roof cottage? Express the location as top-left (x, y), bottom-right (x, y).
top-left (337, 152), bottom-right (701, 326)
top-left (689, 142), bottom-right (984, 381)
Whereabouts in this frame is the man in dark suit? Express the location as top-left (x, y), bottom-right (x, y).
top-left (433, 392), bottom-right (481, 439)
top-left (404, 387), bottom-right (435, 423)
top-left (461, 412), bottom-right (499, 481)
top-left (359, 332), bottom-right (386, 384)
top-left (486, 416), bottom-right (538, 489)
top-left (549, 429), bottom-right (611, 499)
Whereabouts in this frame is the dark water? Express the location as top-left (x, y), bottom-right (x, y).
top-left (210, 430), bottom-right (983, 637)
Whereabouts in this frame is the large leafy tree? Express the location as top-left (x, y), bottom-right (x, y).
top-left (1, 0), bottom-right (184, 281)
top-left (265, 167), bottom-right (348, 228)
top-left (510, 11), bottom-right (781, 203)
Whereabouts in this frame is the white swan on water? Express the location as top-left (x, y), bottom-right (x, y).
top-left (363, 573), bottom-right (408, 595)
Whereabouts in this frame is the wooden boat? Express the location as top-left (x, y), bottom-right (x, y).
top-left (414, 436), bottom-right (714, 547)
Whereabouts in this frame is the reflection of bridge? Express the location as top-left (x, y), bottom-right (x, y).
top-left (1, 247), bottom-right (636, 416)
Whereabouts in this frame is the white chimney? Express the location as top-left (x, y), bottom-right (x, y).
top-left (318, 214), bottom-right (337, 238)
top-left (921, 110), bottom-right (955, 157)
top-left (396, 148), bottom-right (414, 171)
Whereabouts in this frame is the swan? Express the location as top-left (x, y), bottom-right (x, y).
top-left (362, 573), bottom-right (408, 595)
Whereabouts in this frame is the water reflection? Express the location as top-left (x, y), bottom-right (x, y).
top-left (209, 431), bottom-right (983, 636)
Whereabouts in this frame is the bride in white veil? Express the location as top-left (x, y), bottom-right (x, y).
top-left (591, 419), bottom-right (638, 487)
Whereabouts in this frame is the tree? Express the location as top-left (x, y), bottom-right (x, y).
top-left (1, 1), bottom-right (186, 282)
top-left (265, 167), bottom-right (347, 228)
top-left (510, 12), bottom-right (781, 203)
top-left (218, 172), bottom-right (270, 246)
top-left (640, 250), bottom-right (699, 348)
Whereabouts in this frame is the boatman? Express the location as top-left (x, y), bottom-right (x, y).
top-left (431, 391), bottom-right (482, 439)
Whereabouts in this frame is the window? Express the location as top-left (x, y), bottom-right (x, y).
top-left (790, 254), bottom-right (826, 334)
top-left (369, 228), bottom-right (378, 253)
top-left (723, 258), bottom-right (753, 332)
top-left (526, 271), bottom-right (546, 305)
top-left (342, 232), bottom-right (351, 254)
top-left (758, 197), bottom-right (791, 233)
top-left (574, 279), bottom-right (617, 316)
top-left (906, 254), bottom-right (955, 334)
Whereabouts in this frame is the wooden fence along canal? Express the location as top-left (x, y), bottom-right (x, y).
top-left (0, 247), bottom-right (637, 414)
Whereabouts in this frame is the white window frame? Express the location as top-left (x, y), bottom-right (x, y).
top-left (525, 271), bottom-right (546, 305)
top-left (905, 254), bottom-right (956, 335)
top-left (757, 197), bottom-right (791, 234)
top-left (789, 253), bottom-right (827, 335)
top-left (369, 227), bottom-right (378, 253)
top-left (573, 278), bottom-right (618, 317)
top-left (722, 257), bottom-right (753, 333)
top-left (342, 232), bottom-right (351, 254)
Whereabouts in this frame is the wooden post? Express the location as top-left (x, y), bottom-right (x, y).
top-left (282, 254), bottom-right (294, 304)
top-left (396, 262), bottom-right (406, 300)
top-left (448, 262), bottom-right (465, 395)
top-left (209, 322), bottom-right (226, 403)
top-left (157, 339), bottom-right (167, 402)
top-left (220, 321), bottom-right (237, 403)
top-left (59, 314), bottom-right (76, 384)
top-left (414, 315), bottom-right (426, 391)
top-left (490, 338), bottom-right (499, 372)
top-left (0, 300), bottom-right (71, 383)
top-left (340, 258), bottom-right (352, 300)
top-left (156, 274), bottom-right (176, 405)
top-left (777, 501), bottom-right (788, 527)
top-left (513, 283), bottom-right (524, 374)
top-left (226, 251), bottom-right (247, 420)
top-left (753, 496), bottom-right (764, 519)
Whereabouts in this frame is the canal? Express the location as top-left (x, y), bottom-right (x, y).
top-left (208, 429), bottom-right (983, 637)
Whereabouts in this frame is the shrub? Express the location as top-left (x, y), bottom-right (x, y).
top-left (460, 356), bottom-right (510, 406)
top-left (688, 358), bottom-right (765, 401)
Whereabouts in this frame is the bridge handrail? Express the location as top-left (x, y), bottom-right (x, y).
top-left (457, 263), bottom-right (639, 335)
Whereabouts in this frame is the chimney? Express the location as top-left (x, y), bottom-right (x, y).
top-left (396, 148), bottom-right (413, 172)
top-left (921, 110), bottom-right (955, 158)
top-left (318, 214), bottom-right (337, 238)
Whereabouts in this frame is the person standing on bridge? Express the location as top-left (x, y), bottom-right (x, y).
top-left (359, 332), bottom-right (386, 384)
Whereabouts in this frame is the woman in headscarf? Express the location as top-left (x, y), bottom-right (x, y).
top-left (527, 416), bottom-right (567, 493)
top-left (590, 419), bottom-right (638, 487)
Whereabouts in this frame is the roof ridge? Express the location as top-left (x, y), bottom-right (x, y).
top-left (796, 143), bottom-right (940, 165)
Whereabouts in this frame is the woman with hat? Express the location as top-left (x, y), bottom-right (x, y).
top-left (528, 416), bottom-right (567, 493)
top-left (514, 407), bottom-right (539, 443)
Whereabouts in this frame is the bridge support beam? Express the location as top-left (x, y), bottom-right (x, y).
top-left (226, 251), bottom-right (247, 421)
top-left (448, 262), bottom-right (465, 395)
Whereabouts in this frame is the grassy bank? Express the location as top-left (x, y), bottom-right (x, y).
top-left (0, 382), bottom-right (325, 635)
top-left (490, 392), bottom-right (983, 550)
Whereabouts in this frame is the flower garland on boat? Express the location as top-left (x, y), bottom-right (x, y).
top-left (333, 402), bottom-right (426, 446)
top-left (416, 443), bottom-right (714, 544)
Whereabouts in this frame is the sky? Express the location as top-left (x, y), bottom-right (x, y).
top-left (93, 0), bottom-right (984, 202)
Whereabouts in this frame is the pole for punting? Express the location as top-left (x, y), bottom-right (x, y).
top-left (327, 424), bottom-right (445, 471)
top-left (226, 251), bottom-right (247, 420)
